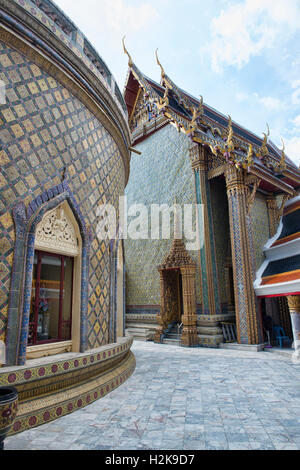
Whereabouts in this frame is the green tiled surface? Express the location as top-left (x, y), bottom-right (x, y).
top-left (251, 193), bottom-right (270, 271)
top-left (124, 124), bottom-right (201, 306)
top-left (210, 178), bottom-right (230, 304)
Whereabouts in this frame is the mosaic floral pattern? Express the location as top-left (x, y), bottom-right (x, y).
top-left (10, 351), bottom-right (135, 436)
top-left (0, 395), bottom-right (18, 432)
top-left (0, 340), bottom-right (131, 386)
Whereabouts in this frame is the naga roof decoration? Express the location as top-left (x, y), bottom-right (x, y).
top-left (123, 43), bottom-right (299, 179)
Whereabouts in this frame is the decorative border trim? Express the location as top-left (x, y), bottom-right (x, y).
top-left (8, 348), bottom-right (135, 435)
top-left (0, 337), bottom-right (132, 386)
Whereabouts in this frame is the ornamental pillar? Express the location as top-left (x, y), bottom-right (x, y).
top-left (225, 165), bottom-right (261, 344)
top-left (180, 265), bottom-right (198, 346)
top-left (266, 195), bottom-right (279, 238)
top-left (189, 144), bottom-right (221, 315)
top-left (154, 270), bottom-right (167, 343)
top-left (287, 296), bottom-right (300, 353)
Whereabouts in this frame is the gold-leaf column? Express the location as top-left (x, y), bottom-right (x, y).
top-left (180, 265), bottom-right (198, 346)
top-left (154, 270), bottom-right (167, 343)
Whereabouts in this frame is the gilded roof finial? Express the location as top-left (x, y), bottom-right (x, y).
top-left (155, 48), bottom-right (165, 80)
top-left (257, 123), bottom-right (270, 159)
top-left (262, 122), bottom-right (270, 144)
top-left (198, 95), bottom-right (204, 115)
top-left (122, 36), bottom-right (133, 68)
top-left (246, 143), bottom-right (253, 167)
top-left (226, 115), bottom-right (234, 152)
top-left (279, 138), bottom-right (287, 171)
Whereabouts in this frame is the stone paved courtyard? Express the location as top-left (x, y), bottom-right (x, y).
top-left (5, 341), bottom-right (300, 451)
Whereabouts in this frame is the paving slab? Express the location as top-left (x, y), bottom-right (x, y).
top-left (4, 341), bottom-right (300, 451)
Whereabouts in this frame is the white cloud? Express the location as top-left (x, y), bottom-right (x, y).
top-left (55, 0), bottom-right (159, 35)
top-left (291, 80), bottom-right (300, 105)
top-left (291, 115), bottom-right (300, 128)
top-left (208, 0), bottom-right (300, 73)
top-left (236, 91), bottom-right (286, 110)
top-left (236, 92), bottom-right (248, 102)
top-left (257, 95), bottom-right (285, 111)
top-left (284, 136), bottom-right (300, 165)
top-left (101, 0), bottom-right (159, 32)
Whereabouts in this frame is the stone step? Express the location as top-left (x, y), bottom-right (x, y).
top-left (165, 333), bottom-right (181, 339)
top-left (162, 338), bottom-right (181, 345)
top-left (219, 342), bottom-right (266, 352)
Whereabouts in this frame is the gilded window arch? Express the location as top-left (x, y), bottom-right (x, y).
top-left (6, 181), bottom-right (90, 366)
top-left (26, 201), bottom-right (82, 359)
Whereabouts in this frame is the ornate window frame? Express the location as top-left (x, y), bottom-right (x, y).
top-left (6, 180), bottom-right (91, 366)
top-left (109, 238), bottom-right (125, 343)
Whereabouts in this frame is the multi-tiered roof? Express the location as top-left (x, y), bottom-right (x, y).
top-left (123, 40), bottom-right (300, 195)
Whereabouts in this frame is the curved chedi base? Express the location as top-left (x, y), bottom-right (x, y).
top-left (0, 337), bottom-right (135, 436)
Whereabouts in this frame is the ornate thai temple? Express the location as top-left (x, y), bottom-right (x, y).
top-left (0, 0), bottom-right (135, 435)
top-left (1, 0), bottom-right (300, 441)
top-left (122, 44), bottom-right (300, 351)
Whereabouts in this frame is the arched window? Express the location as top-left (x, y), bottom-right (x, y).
top-left (26, 201), bottom-right (82, 359)
top-left (6, 182), bottom-right (90, 366)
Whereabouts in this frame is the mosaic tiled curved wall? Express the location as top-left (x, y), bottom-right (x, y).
top-left (0, 39), bottom-right (125, 350)
top-left (124, 124), bottom-right (201, 309)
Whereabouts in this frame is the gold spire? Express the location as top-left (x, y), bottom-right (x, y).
top-left (279, 138), bottom-right (287, 171)
top-left (257, 123), bottom-right (270, 159)
top-left (122, 36), bottom-right (133, 67)
top-left (226, 115), bottom-right (234, 152)
top-left (155, 48), bottom-right (165, 80)
top-left (198, 95), bottom-right (204, 115)
top-left (262, 122), bottom-right (270, 145)
top-left (246, 143), bottom-right (253, 167)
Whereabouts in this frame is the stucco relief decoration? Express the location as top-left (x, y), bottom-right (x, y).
top-left (35, 206), bottom-right (79, 256)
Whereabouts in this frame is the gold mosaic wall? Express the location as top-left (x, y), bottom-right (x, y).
top-left (210, 177), bottom-right (230, 304)
top-left (0, 39), bottom-right (125, 348)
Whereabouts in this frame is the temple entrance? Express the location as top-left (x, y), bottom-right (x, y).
top-left (155, 234), bottom-right (199, 346)
top-left (161, 269), bottom-right (183, 326)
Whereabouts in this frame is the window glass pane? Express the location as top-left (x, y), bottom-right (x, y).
top-left (61, 257), bottom-right (73, 340)
top-left (29, 251), bottom-right (74, 345)
top-left (39, 254), bottom-right (61, 341)
top-left (28, 254), bottom-right (38, 345)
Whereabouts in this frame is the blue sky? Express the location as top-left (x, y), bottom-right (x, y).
top-left (54, 0), bottom-right (300, 165)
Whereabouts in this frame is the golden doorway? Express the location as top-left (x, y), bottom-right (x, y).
top-left (155, 237), bottom-right (198, 346)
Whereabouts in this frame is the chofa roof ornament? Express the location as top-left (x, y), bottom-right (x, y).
top-left (122, 36), bottom-right (133, 68)
top-left (257, 123), bottom-right (270, 159)
top-left (155, 48), bottom-right (166, 81)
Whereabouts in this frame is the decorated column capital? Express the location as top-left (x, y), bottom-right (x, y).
top-left (287, 295), bottom-right (300, 312)
top-left (266, 193), bottom-right (290, 237)
top-left (189, 143), bottom-right (207, 171)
